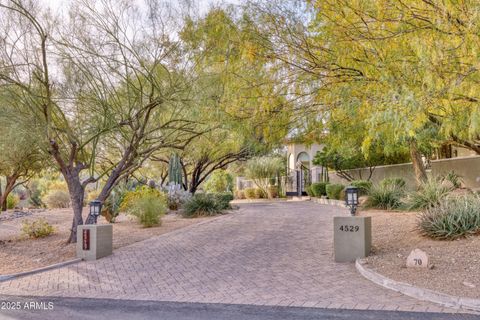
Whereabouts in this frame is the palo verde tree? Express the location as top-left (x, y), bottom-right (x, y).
top-left (248, 0), bottom-right (480, 186)
top-left (149, 6), bottom-right (292, 194)
top-left (0, 102), bottom-right (48, 211)
top-left (0, 0), bottom-right (203, 242)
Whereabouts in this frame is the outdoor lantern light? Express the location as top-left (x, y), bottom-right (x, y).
top-left (345, 186), bottom-right (359, 216)
top-left (89, 200), bottom-right (103, 224)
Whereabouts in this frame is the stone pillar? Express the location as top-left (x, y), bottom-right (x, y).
top-left (77, 224), bottom-right (113, 261)
top-left (333, 216), bottom-right (371, 262)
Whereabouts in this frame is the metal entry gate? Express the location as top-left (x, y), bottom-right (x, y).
top-left (285, 167), bottom-right (311, 197)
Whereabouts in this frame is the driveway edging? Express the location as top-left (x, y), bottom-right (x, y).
top-left (0, 258), bottom-right (82, 283)
top-left (355, 259), bottom-right (480, 312)
top-left (311, 197), bottom-right (347, 208)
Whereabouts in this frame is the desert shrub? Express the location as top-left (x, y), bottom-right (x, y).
top-left (441, 171), bottom-right (463, 188)
top-left (311, 182), bottom-right (328, 197)
top-left (15, 188), bottom-right (28, 200)
top-left (380, 177), bottom-right (406, 190)
top-left (102, 185), bottom-right (130, 223)
top-left (127, 194), bottom-right (166, 227)
top-left (405, 177), bottom-right (453, 210)
top-left (120, 186), bottom-right (167, 212)
top-left (326, 184), bottom-right (344, 200)
top-left (305, 185), bottom-right (314, 197)
top-left (255, 188), bottom-right (266, 199)
top-left (350, 180), bottom-right (372, 196)
top-left (21, 218), bottom-right (55, 238)
top-left (244, 188), bottom-right (256, 199)
top-left (418, 195), bottom-right (480, 240)
top-left (28, 181), bottom-right (44, 208)
top-left (183, 194), bottom-right (223, 217)
top-left (365, 185), bottom-right (404, 210)
top-left (43, 190), bottom-right (70, 208)
top-left (164, 184), bottom-right (192, 210)
top-left (235, 190), bottom-right (245, 199)
top-left (48, 181), bottom-right (68, 192)
top-left (6, 193), bottom-right (20, 209)
top-left (203, 170), bottom-right (234, 193)
top-left (245, 156), bottom-right (284, 195)
top-left (267, 185), bottom-right (279, 198)
top-left (214, 192), bottom-right (234, 210)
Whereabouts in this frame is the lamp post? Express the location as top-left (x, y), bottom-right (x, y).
top-left (87, 200), bottom-right (103, 224)
top-left (345, 186), bottom-right (359, 216)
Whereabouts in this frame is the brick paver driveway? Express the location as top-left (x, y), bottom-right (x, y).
top-left (0, 202), bottom-right (466, 313)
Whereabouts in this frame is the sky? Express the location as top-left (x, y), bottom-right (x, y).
top-left (39, 0), bottom-right (242, 14)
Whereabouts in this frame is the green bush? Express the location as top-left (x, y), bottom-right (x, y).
top-left (128, 194), bottom-right (166, 227)
top-left (380, 177), bottom-right (406, 190)
top-left (43, 190), bottom-right (70, 208)
top-left (267, 185), bottom-right (279, 198)
top-left (306, 185), bottom-right (314, 197)
top-left (311, 182), bottom-right (328, 197)
top-left (245, 156), bottom-right (284, 196)
top-left (350, 180), bottom-right (372, 196)
top-left (244, 188), bottom-right (256, 199)
top-left (21, 218), bottom-right (55, 238)
top-left (418, 195), bottom-right (480, 240)
top-left (203, 170), bottom-right (234, 193)
top-left (28, 181), bottom-right (44, 208)
top-left (6, 193), bottom-right (20, 209)
top-left (102, 185), bottom-right (130, 222)
top-left (441, 171), bottom-right (463, 188)
top-left (255, 188), bottom-right (266, 199)
top-left (326, 184), bottom-right (344, 200)
top-left (183, 194), bottom-right (223, 218)
top-left (214, 192), bottom-right (234, 210)
top-left (405, 177), bottom-right (453, 210)
top-left (365, 185), bottom-right (404, 210)
top-left (120, 186), bottom-right (167, 212)
top-left (235, 190), bottom-right (245, 199)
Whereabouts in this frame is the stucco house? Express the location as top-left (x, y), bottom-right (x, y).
top-left (286, 142), bottom-right (326, 183)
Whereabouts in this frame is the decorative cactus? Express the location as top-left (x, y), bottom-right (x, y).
top-left (168, 153), bottom-right (183, 185)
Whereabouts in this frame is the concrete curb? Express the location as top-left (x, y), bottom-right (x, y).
top-left (311, 197), bottom-right (347, 208)
top-left (0, 258), bottom-right (82, 283)
top-left (355, 259), bottom-right (480, 312)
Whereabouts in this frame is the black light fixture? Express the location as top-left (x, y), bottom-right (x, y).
top-left (345, 186), bottom-right (359, 216)
top-left (89, 200), bottom-right (103, 224)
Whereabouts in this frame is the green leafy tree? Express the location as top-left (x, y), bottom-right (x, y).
top-left (245, 156), bottom-right (284, 195)
top-left (0, 106), bottom-right (48, 211)
top-left (203, 170), bottom-right (234, 193)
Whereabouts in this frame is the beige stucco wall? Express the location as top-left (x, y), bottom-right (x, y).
top-left (329, 155), bottom-right (480, 190)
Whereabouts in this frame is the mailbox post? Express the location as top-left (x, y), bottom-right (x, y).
top-left (77, 224), bottom-right (113, 261)
top-left (333, 186), bottom-right (371, 262)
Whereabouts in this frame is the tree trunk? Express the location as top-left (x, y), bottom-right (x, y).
top-left (97, 169), bottom-right (122, 203)
top-left (0, 175), bottom-right (19, 211)
top-left (65, 174), bottom-right (85, 244)
top-left (409, 139), bottom-right (427, 186)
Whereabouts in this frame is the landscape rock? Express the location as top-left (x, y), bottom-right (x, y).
top-left (406, 248), bottom-right (429, 268)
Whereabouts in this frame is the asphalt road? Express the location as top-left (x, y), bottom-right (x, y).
top-left (0, 296), bottom-right (478, 320)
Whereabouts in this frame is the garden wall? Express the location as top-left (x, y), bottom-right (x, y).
top-left (328, 155), bottom-right (480, 190)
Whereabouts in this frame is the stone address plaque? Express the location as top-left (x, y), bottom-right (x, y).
top-left (333, 216), bottom-right (371, 263)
